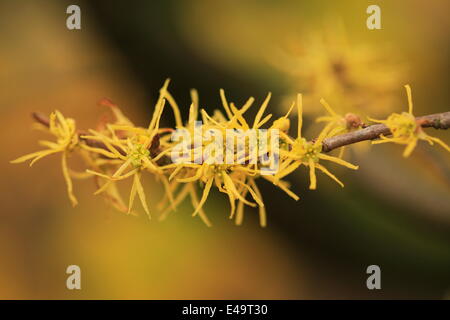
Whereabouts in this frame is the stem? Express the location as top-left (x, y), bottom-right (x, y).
top-left (31, 111), bottom-right (450, 155)
top-left (321, 111), bottom-right (450, 152)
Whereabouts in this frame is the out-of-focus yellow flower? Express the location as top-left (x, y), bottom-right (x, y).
top-left (369, 85), bottom-right (450, 157)
top-left (11, 111), bottom-right (79, 206)
top-left (271, 22), bottom-right (405, 118)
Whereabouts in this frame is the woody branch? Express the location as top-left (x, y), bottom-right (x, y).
top-left (31, 110), bottom-right (450, 154)
top-left (321, 111), bottom-right (450, 152)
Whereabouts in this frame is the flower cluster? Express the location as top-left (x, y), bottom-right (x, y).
top-left (11, 81), bottom-right (449, 226)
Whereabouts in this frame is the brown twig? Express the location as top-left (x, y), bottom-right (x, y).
top-left (321, 111), bottom-right (450, 152)
top-left (31, 111), bottom-right (450, 155)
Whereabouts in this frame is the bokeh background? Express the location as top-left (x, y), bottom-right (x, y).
top-left (1, 0), bottom-right (449, 299)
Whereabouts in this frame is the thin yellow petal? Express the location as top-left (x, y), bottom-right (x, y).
top-left (160, 175), bottom-right (175, 211)
top-left (249, 179), bottom-right (267, 227)
top-left (128, 175), bottom-right (138, 214)
top-left (29, 149), bottom-right (62, 166)
top-left (86, 169), bottom-right (112, 180)
top-left (69, 169), bottom-right (94, 179)
top-left (315, 122), bottom-right (334, 146)
top-left (426, 136), bottom-right (450, 153)
top-left (62, 153), bottom-right (78, 206)
top-left (93, 180), bottom-right (112, 195)
top-left (276, 160), bottom-right (301, 181)
top-left (159, 183), bottom-right (190, 219)
top-left (222, 172), bottom-right (255, 207)
top-left (235, 189), bottom-right (248, 226)
top-left (188, 184), bottom-right (212, 227)
top-left (283, 101), bottom-right (295, 119)
top-left (253, 92), bottom-right (271, 128)
top-left (39, 140), bottom-right (60, 149)
top-left (227, 192), bottom-right (236, 219)
top-left (402, 138), bottom-right (417, 157)
top-left (297, 93), bottom-right (303, 138)
top-left (112, 168), bottom-right (139, 181)
top-left (235, 180), bottom-right (264, 208)
top-left (319, 98), bottom-right (338, 117)
top-left (152, 146), bottom-right (174, 162)
top-left (192, 177), bottom-right (213, 216)
top-left (176, 165), bottom-right (204, 183)
top-left (55, 110), bottom-right (69, 133)
top-left (201, 109), bottom-right (225, 128)
top-left (188, 103), bottom-right (198, 129)
top-left (229, 100), bottom-right (252, 129)
top-left (318, 153), bottom-right (359, 170)
top-left (262, 175), bottom-right (300, 201)
top-left (219, 89), bottom-right (233, 119)
top-left (80, 144), bottom-right (117, 159)
top-left (315, 116), bottom-right (334, 123)
top-left (149, 78), bottom-right (170, 131)
top-left (337, 146), bottom-right (345, 159)
top-left (113, 158), bottom-right (133, 177)
top-left (163, 91), bottom-right (183, 128)
top-left (190, 89), bottom-right (199, 110)
top-left (168, 165), bottom-right (184, 181)
top-left (367, 116), bottom-right (387, 124)
top-left (404, 84), bottom-right (413, 115)
top-left (134, 172), bottom-right (151, 219)
top-left (142, 157), bottom-right (161, 173)
top-left (308, 160), bottom-right (317, 190)
top-left (11, 150), bottom-right (51, 164)
top-left (315, 163), bottom-right (344, 188)
top-left (255, 113), bottom-right (273, 128)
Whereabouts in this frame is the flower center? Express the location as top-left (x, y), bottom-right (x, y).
top-left (293, 138), bottom-right (321, 163)
top-left (129, 143), bottom-right (150, 167)
top-left (387, 112), bottom-right (417, 138)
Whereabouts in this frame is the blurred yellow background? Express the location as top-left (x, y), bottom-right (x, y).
top-left (1, 0), bottom-right (449, 299)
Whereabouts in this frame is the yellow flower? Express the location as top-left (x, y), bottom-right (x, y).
top-left (276, 94), bottom-right (359, 190)
top-left (156, 86), bottom-right (216, 226)
top-left (316, 98), bottom-right (363, 137)
top-left (161, 88), bottom-right (299, 227)
top-left (315, 98), bottom-right (364, 158)
top-left (161, 93), bottom-right (257, 225)
top-left (17, 79), bottom-right (447, 228)
top-left (369, 85), bottom-right (450, 157)
top-left (11, 111), bottom-right (79, 206)
top-left (271, 21), bottom-right (405, 118)
top-left (84, 92), bottom-right (168, 219)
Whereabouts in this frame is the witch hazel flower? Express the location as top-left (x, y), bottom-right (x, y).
top-left (369, 85), bottom-right (450, 157)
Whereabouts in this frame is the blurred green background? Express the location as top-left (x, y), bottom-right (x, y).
top-left (1, 0), bottom-right (449, 299)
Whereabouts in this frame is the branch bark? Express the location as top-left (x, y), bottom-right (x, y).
top-left (321, 111), bottom-right (450, 153)
top-left (31, 111), bottom-right (450, 154)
